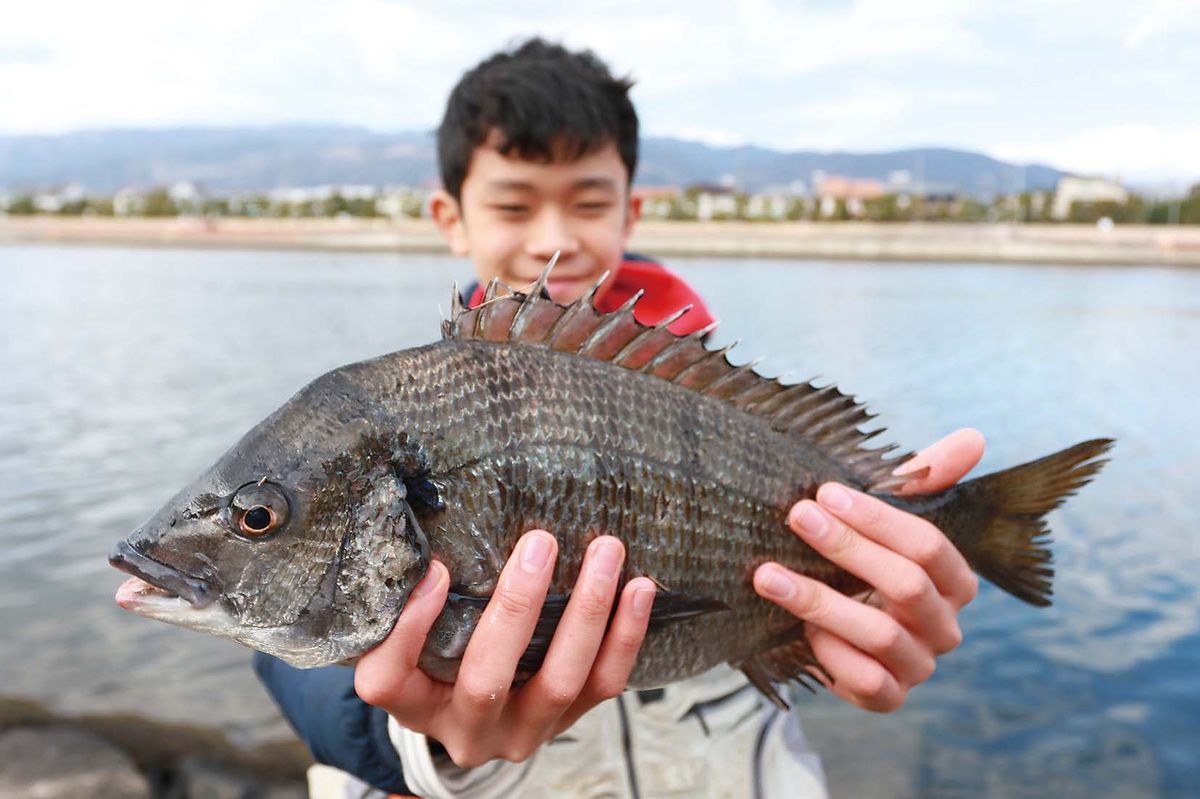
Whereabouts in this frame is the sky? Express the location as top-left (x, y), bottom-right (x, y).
top-left (2, 0), bottom-right (1198, 185)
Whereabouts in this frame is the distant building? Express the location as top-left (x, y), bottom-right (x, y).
top-left (168, 181), bottom-right (201, 204)
top-left (887, 170), bottom-right (913, 190)
top-left (377, 185), bottom-right (429, 219)
top-left (815, 175), bottom-right (885, 218)
top-left (339, 184), bottom-right (378, 201)
top-left (747, 181), bottom-right (807, 220)
top-left (632, 185), bottom-right (680, 220)
top-left (1051, 176), bottom-right (1128, 220)
top-left (113, 188), bottom-right (141, 216)
top-left (33, 192), bottom-right (63, 213)
top-left (687, 183), bottom-right (738, 221)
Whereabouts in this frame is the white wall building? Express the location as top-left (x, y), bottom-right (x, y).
top-left (1051, 177), bottom-right (1129, 220)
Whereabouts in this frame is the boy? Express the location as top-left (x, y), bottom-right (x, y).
top-left (255, 38), bottom-right (984, 798)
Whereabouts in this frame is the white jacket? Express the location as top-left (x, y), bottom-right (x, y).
top-left (309, 666), bottom-right (827, 799)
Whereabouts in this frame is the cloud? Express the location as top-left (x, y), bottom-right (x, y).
top-left (0, 0), bottom-right (1196, 183)
top-left (1122, 0), bottom-right (1200, 50)
top-left (993, 125), bottom-right (1200, 183)
top-left (0, 0), bottom-right (994, 134)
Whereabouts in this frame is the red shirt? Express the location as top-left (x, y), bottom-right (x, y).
top-left (467, 257), bottom-right (716, 337)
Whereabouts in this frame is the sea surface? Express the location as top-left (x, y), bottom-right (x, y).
top-left (1, 244), bottom-right (1196, 797)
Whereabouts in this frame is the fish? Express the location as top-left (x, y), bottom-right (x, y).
top-left (110, 261), bottom-right (1114, 706)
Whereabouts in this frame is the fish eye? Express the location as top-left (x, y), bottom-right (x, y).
top-left (230, 482), bottom-right (289, 540)
top-left (241, 505), bottom-right (275, 533)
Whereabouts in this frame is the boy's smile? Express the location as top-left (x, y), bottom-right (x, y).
top-left (431, 135), bottom-right (640, 306)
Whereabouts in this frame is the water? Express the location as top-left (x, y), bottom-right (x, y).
top-left (1, 244), bottom-right (1197, 796)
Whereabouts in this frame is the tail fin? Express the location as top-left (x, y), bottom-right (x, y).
top-left (922, 438), bottom-right (1115, 607)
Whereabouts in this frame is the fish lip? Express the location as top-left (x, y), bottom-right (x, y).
top-left (108, 540), bottom-right (216, 609)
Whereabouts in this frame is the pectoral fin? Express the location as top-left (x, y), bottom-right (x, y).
top-left (514, 589), bottom-right (730, 676)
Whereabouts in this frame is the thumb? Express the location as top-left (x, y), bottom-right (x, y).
top-left (893, 428), bottom-right (985, 494)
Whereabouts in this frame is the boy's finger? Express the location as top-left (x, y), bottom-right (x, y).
top-left (787, 497), bottom-right (953, 629)
top-left (565, 576), bottom-right (656, 724)
top-left (893, 428), bottom-right (986, 495)
top-left (812, 485), bottom-right (976, 609)
top-left (518, 536), bottom-right (626, 725)
top-left (452, 531), bottom-right (557, 727)
top-left (805, 625), bottom-right (905, 713)
top-left (753, 565), bottom-right (933, 688)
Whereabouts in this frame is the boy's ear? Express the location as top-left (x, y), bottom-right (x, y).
top-left (429, 190), bottom-right (469, 256)
top-left (623, 192), bottom-right (643, 239)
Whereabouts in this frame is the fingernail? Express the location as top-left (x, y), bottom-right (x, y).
top-left (758, 565), bottom-right (795, 600)
top-left (588, 538), bottom-right (623, 581)
top-left (792, 503), bottom-right (828, 537)
top-left (819, 484), bottom-right (852, 513)
top-left (412, 563), bottom-right (443, 598)
top-left (632, 586), bottom-right (654, 616)
top-left (520, 533), bottom-right (553, 574)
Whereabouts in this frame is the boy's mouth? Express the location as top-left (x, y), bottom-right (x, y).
top-left (546, 275), bottom-right (588, 299)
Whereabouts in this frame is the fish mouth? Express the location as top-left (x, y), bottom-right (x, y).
top-left (109, 540), bottom-right (216, 610)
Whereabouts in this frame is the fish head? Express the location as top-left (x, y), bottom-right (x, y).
top-left (110, 372), bottom-right (432, 667)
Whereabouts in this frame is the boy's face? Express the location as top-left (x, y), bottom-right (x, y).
top-left (430, 134), bottom-right (640, 305)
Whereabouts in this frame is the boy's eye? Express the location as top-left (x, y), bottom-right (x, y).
top-left (492, 204), bottom-right (529, 215)
top-left (576, 202), bottom-right (613, 214)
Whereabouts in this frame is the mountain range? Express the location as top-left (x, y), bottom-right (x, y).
top-left (0, 125), bottom-right (1066, 197)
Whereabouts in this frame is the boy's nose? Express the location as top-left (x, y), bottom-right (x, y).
top-left (525, 208), bottom-right (580, 261)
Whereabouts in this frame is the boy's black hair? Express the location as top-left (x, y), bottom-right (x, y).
top-left (438, 38), bottom-right (638, 201)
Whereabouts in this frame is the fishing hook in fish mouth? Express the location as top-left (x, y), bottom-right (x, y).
top-left (108, 540), bottom-right (216, 608)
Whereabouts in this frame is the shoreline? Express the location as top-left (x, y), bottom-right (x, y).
top-left (3, 216), bottom-right (1200, 266)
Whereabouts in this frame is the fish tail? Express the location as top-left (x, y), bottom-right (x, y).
top-left (908, 438), bottom-right (1115, 606)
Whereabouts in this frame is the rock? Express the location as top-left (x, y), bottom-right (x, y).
top-left (260, 785), bottom-right (309, 799)
top-left (0, 726), bottom-right (151, 799)
top-left (171, 755), bottom-right (308, 799)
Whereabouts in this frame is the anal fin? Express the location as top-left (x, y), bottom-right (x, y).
top-left (734, 626), bottom-right (829, 710)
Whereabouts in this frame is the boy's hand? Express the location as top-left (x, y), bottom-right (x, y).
top-left (355, 534), bottom-right (655, 768)
top-left (752, 428), bottom-right (985, 712)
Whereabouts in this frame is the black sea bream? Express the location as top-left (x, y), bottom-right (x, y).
top-left (111, 264), bottom-right (1113, 705)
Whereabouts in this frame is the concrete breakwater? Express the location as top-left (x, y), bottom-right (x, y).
top-left (2, 217), bottom-right (1199, 265)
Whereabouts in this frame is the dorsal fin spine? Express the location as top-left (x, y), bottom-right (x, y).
top-left (508, 292), bottom-right (540, 342)
top-left (579, 290), bottom-right (644, 355)
top-left (617, 304), bottom-right (694, 369)
top-left (732, 380), bottom-right (784, 409)
top-left (779, 385), bottom-right (843, 429)
top-left (483, 277), bottom-right (501, 302)
top-left (530, 252), bottom-right (559, 296)
top-left (703, 357), bottom-right (762, 397)
top-left (442, 281), bottom-right (465, 339)
top-left (754, 382), bottom-right (816, 417)
top-left (670, 336), bottom-right (734, 385)
top-left (507, 259), bottom-right (558, 341)
top-left (654, 304), bottom-right (693, 330)
top-left (614, 329), bottom-right (658, 365)
top-left (543, 298), bottom-right (586, 347)
top-left (803, 399), bottom-right (861, 439)
top-left (643, 334), bottom-right (700, 375)
top-left (471, 279), bottom-right (500, 339)
top-left (540, 272), bottom-right (608, 347)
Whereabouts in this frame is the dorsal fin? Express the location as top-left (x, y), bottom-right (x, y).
top-left (443, 261), bottom-right (909, 490)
